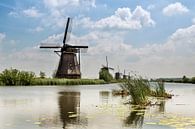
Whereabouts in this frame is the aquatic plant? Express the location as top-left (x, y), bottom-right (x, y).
top-left (120, 77), bottom-right (151, 106)
top-left (155, 81), bottom-right (165, 97)
top-left (153, 81), bottom-right (172, 98)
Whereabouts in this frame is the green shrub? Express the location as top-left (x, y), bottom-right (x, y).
top-left (0, 68), bottom-right (35, 86)
top-left (191, 77), bottom-right (195, 84)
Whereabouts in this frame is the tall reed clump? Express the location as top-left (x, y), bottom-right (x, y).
top-left (153, 81), bottom-right (172, 98)
top-left (120, 77), bottom-right (151, 106)
top-left (155, 81), bottom-right (165, 97)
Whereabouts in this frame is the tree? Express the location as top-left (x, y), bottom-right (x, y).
top-left (191, 77), bottom-right (195, 84)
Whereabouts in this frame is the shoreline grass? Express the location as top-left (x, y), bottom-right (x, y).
top-left (31, 78), bottom-right (106, 86)
top-left (0, 78), bottom-right (106, 86)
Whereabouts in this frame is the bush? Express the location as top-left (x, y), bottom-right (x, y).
top-left (99, 68), bottom-right (113, 82)
top-left (0, 68), bottom-right (35, 86)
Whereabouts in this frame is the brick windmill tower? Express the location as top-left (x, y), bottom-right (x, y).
top-left (40, 17), bottom-right (88, 79)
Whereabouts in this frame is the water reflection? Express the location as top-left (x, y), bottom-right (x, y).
top-left (124, 107), bottom-right (145, 129)
top-left (158, 100), bottom-right (165, 113)
top-left (58, 91), bottom-right (85, 129)
top-left (99, 91), bottom-right (110, 104)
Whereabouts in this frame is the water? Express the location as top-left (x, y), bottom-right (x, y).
top-left (0, 83), bottom-right (195, 129)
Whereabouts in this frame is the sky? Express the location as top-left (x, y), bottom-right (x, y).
top-left (0, 0), bottom-right (195, 79)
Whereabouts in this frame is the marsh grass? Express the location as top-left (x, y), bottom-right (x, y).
top-left (120, 78), bottom-right (151, 106)
top-left (120, 78), bottom-right (172, 106)
top-left (152, 81), bottom-right (172, 98)
top-left (31, 78), bottom-right (106, 86)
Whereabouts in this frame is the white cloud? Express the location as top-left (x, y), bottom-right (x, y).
top-left (0, 33), bottom-right (6, 43)
top-left (77, 6), bottom-right (155, 30)
top-left (43, 0), bottom-right (96, 8)
top-left (162, 2), bottom-right (189, 16)
top-left (22, 7), bottom-right (42, 18)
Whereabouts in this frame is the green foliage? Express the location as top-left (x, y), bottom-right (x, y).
top-left (99, 68), bottom-right (113, 82)
top-left (0, 68), bottom-right (35, 86)
top-left (182, 75), bottom-right (190, 83)
top-left (191, 77), bottom-right (195, 84)
top-left (120, 77), bottom-right (151, 105)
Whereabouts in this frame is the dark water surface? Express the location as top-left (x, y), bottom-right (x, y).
top-left (0, 83), bottom-right (195, 129)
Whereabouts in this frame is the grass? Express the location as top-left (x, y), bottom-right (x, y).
top-left (151, 81), bottom-right (172, 98)
top-left (120, 77), bottom-right (151, 106)
top-left (0, 78), bottom-right (106, 86)
top-left (31, 78), bottom-right (106, 86)
top-left (119, 78), bottom-right (172, 106)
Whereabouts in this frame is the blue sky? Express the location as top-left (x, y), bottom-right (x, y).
top-left (0, 0), bottom-right (195, 78)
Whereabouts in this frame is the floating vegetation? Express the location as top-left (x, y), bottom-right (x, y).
top-left (144, 112), bottom-right (195, 129)
top-left (34, 122), bottom-right (41, 125)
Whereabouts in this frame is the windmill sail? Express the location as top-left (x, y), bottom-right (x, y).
top-left (63, 17), bottom-right (72, 44)
top-left (39, 43), bottom-right (62, 48)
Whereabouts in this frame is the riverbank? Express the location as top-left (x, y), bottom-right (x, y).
top-left (0, 78), bottom-right (107, 86)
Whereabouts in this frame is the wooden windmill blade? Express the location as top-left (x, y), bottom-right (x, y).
top-left (67, 45), bottom-right (88, 53)
top-left (108, 67), bottom-right (114, 70)
top-left (39, 43), bottom-right (62, 48)
top-left (63, 17), bottom-right (72, 45)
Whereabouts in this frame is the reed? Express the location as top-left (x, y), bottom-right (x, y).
top-left (153, 81), bottom-right (172, 98)
top-left (31, 78), bottom-right (106, 86)
top-left (120, 77), bottom-right (151, 106)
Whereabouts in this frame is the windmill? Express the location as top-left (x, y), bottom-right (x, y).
top-left (101, 56), bottom-right (114, 72)
top-left (115, 65), bottom-right (122, 80)
top-left (40, 17), bottom-right (88, 79)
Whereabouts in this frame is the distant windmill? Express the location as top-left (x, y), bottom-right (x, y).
top-left (101, 56), bottom-right (114, 72)
top-left (40, 17), bottom-right (88, 79)
top-left (115, 65), bottom-right (122, 80)
top-left (123, 69), bottom-right (127, 79)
